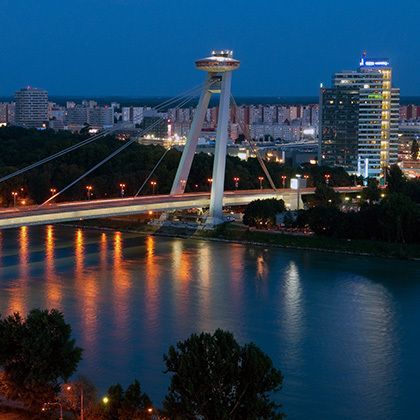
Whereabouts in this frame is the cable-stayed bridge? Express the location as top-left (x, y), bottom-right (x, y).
top-left (0, 50), bottom-right (361, 230)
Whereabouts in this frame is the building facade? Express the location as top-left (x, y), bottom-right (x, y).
top-left (15, 87), bottom-right (48, 128)
top-left (319, 87), bottom-right (359, 171)
top-left (320, 54), bottom-right (400, 178)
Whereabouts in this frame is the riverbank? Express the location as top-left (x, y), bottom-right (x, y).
top-left (66, 218), bottom-right (420, 260)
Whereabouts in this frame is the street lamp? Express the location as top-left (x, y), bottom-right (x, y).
top-left (258, 176), bottom-right (264, 190)
top-left (102, 396), bottom-right (109, 405)
top-left (86, 185), bottom-right (93, 200)
top-left (281, 175), bottom-right (287, 188)
top-left (233, 177), bottom-right (240, 190)
top-left (11, 191), bottom-right (18, 207)
top-left (324, 174), bottom-right (331, 185)
top-left (50, 188), bottom-right (57, 197)
top-left (207, 178), bottom-right (213, 191)
top-left (150, 181), bottom-right (157, 195)
top-left (119, 183), bottom-right (126, 198)
top-left (65, 385), bottom-right (84, 420)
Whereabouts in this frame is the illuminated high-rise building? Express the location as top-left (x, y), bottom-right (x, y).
top-left (320, 53), bottom-right (400, 178)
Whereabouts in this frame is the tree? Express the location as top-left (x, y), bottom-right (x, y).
top-left (305, 206), bottom-right (343, 236)
top-left (311, 184), bottom-right (340, 207)
top-left (411, 138), bottom-right (419, 160)
top-left (243, 198), bottom-right (286, 228)
top-left (362, 178), bottom-right (381, 203)
top-left (0, 309), bottom-right (82, 410)
top-left (163, 329), bottom-right (284, 419)
top-left (100, 380), bottom-right (152, 420)
top-left (378, 193), bottom-right (419, 243)
top-left (120, 380), bottom-right (152, 419)
top-left (386, 165), bottom-right (407, 194)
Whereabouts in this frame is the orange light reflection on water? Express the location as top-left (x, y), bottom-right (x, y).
top-left (8, 226), bottom-right (29, 314)
top-left (171, 240), bottom-right (192, 322)
top-left (74, 228), bottom-right (98, 353)
top-left (144, 236), bottom-right (160, 332)
top-left (45, 225), bottom-right (62, 309)
top-left (112, 232), bottom-right (131, 339)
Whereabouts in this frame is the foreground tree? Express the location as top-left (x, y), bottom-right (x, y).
top-left (163, 329), bottom-right (284, 419)
top-left (0, 309), bottom-right (82, 410)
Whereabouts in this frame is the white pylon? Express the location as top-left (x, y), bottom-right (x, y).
top-left (170, 50), bottom-right (240, 225)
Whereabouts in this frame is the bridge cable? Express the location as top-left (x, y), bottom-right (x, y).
top-left (133, 148), bottom-right (171, 197)
top-left (133, 79), bottom-right (220, 197)
top-left (39, 91), bottom-right (201, 207)
top-left (230, 96), bottom-right (278, 192)
top-left (0, 82), bottom-right (208, 185)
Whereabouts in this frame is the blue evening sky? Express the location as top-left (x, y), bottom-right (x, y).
top-left (1, 0), bottom-right (419, 97)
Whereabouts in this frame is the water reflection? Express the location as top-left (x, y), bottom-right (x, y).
top-left (256, 253), bottom-right (269, 281)
top-left (144, 236), bottom-right (160, 331)
top-left (45, 225), bottom-right (62, 309)
top-left (8, 226), bottom-right (29, 314)
top-left (171, 240), bottom-right (191, 325)
top-left (112, 231), bottom-right (131, 340)
top-left (197, 243), bottom-right (212, 331)
top-left (281, 261), bottom-right (304, 368)
top-left (0, 226), bottom-right (418, 419)
top-left (74, 229), bottom-right (99, 353)
top-left (100, 232), bottom-right (108, 270)
top-left (337, 280), bottom-right (400, 412)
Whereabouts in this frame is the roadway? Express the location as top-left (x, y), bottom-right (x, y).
top-left (0, 187), bottom-right (364, 230)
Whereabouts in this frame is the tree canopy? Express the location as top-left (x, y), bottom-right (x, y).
top-left (243, 198), bottom-right (286, 228)
top-left (100, 380), bottom-right (152, 420)
top-left (163, 329), bottom-right (284, 419)
top-left (0, 309), bottom-right (82, 410)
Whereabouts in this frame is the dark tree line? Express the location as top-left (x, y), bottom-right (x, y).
top-left (0, 126), bottom-right (354, 205)
top-left (298, 167), bottom-right (420, 244)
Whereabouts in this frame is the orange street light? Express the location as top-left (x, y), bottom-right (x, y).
top-left (150, 181), bottom-right (157, 194)
top-left (233, 177), bottom-right (240, 190)
top-left (258, 176), bottom-right (264, 189)
top-left (86, 185), bottom-right (93, 200)
top-left (11, 191), bottom-right (18, 207)
top-left (119, 183), bottom-right (126, 198)
top-left (324, 174), bottom-right (331, 185)
top-left (281, 175), bottom-right (287, 188)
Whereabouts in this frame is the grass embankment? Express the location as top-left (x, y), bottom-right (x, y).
top-left (198, 223), bottom-right (420, 260)
top-left (68, 218), bottom-right (420, 260)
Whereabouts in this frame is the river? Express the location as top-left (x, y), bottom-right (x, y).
top-left (0, 225), bottom-right (419, 419)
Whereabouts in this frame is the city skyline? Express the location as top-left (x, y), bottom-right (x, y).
top-left (1, 0), bottom-right (419, 97)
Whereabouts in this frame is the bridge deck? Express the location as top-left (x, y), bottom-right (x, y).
top-left (0, 187), bottom-right (363, 229)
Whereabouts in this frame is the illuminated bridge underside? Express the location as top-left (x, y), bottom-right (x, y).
top-left (0, 187), bottom-right (363, 230)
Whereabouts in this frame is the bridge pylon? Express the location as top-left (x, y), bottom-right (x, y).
top-left (170, 50), bottom-right (240, 225)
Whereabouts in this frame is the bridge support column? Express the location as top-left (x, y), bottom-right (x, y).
top-left (170, 77), bottom-right (213, 195)
top-left (206, 72), bottom-right (232, 225)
